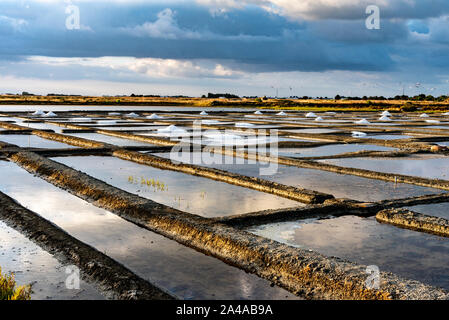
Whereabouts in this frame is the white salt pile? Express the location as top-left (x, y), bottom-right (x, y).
top-left (200, 111), bottom-right (208, 115)
top-left (443, 112), bottom-right (449, 116)
top-left (380, 111), bottom-right (392, 117)
top-left (426, 120), bottom-right (440, 124)
top-left (44, 111), bottom-right (57, 117)
top-left (32, 110), bottom-right (45, 116)
top-left (305, 112), bottom-right (317, 118)
top-left (254, 110), bottom-right (263, 115)
top-left (355, 119), bottom-right (370, 125)
top-left (315, 117), bottom-right (324, 122)
top-left (157, 125), bottom-right (187, 133)
top-left (127, 112), bottom-right (139, 117)
top-left (147, 114), bottom-right (163, 119)
top-left (378, 115), bottom-right (392, 121)
top-left (420, 113), bottom-right (429, 118)
top-left (276, 111), bottom-right (287, 116)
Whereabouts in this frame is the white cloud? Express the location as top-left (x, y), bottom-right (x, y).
top-left (196, 0), bottom-right (422, 21)
top-left (0, 15), bottom-right (28, 30)
top-left (123, 8), bottom-right (276, 40)
top-left (128, 57), bottom-right (243, 78)
top-left (125, 8), bottom-right (203, 39)
top-left (26, 56), bottom-right (244, 79)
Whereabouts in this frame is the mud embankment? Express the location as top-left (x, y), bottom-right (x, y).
top-left (377, 209), bottom-right (449, 237)
top-left (215, 202), bottom-right (349, 228)
top-left (375, 193), bottom-right (449, 209)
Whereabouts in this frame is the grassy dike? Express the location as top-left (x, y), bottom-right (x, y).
top-left (1, 95), bottom-right (449, 112)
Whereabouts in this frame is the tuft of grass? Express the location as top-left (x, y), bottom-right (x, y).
top-left (128, 175), bottom-right (167, 192)
top-left (0, 267), bottom-right (31, 300)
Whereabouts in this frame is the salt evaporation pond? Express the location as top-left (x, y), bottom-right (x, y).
top-left (277, 144), bottom-right (395, 158)
top-left (18, 122), bottom-right (65, 133)
top-left (0, 221), bottom-right (103, 300)
top-left (247, 215), bottom-right (449, 291)
top-left (0, 116), bottom-right (24, 122)
top-left (53, 156), bottom-right (302, 217)
top-left (65, 132), bottom-right (157, 147)
top-left (94, 126), bottom-right (166, 131)
top-left (281, 129), bottom-right (341, 134)
top-left (155, 153), bottom-right (440, 202)
top-left (0, 135), bottom-right (77, 149)
top-left (0, 161), bottom-right (298, 300)
top-left (404, 203), bottom-right (449, 219)
top-left (320, 155), bottom-right (449, 180)
top-left (366, 134), bottom-right (413, 140)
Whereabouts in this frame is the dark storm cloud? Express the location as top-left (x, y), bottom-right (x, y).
top-left (0, 0), bottom-right (447, 77)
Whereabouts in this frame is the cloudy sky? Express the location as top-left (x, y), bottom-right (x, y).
top-left (0, 0), bottom-right (448, 97)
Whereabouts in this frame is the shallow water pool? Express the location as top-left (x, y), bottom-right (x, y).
top-left (0, 161), bottom-right (298, 300)
top-left (320, 155), bottom-right (449, 180)
top-left (155, 152), bottom-right (440, 202)
top-left (0, 221), bottom-right (104, 300)
top-left (0, 135), bottom-right (76, 149)
top-left (247, 215), bottom-right (449, 290)
top-left (53, 156), bottom-right (302, 217)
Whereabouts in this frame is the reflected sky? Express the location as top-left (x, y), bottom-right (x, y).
top-left (361, 134), bottom-right (413, 140)
top-left (321, 155), bottom-right (449, 180)
top-left (66, 132), bottom-right (157, 147)
top-left (0, 135), bottom-right (77, 149)
top-left (20, 122), bottom-right (65, 133)
top-left (53, 156), bottom-right (302, 217)
top-left (278, 144), bottom-right (395, 158)
top-left (248, 215), bottom-right (449, 290)
top-left (405, 203), bottom-right (449, 219)
top-left (0, 221), bottom-right (103, 300)
top-left (156, 152), bottom-right (439, 202)
top-left (281, 129), bottom-right (341, 134)
top-left (0, 160), bottom-right (298, 300)
top-left (0, 117), bottom-right (23, 123)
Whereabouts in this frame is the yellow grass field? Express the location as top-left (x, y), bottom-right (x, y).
top-left (1, 94), bottom-right (449, 112)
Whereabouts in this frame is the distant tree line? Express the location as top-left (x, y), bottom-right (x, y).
top-left (334, 94), bottom-right (448, 101)
top-left (7, 92), bottom-right (448, 102)
top-left (129, 94), bottom-right (161, 97)
top-left (203, 93), bottom-right (240, 99)
top-left (47, 93), bottom-right (81, 97)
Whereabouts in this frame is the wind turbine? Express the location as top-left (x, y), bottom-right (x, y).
top-left (271, 86), bottom-right (279, 98)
